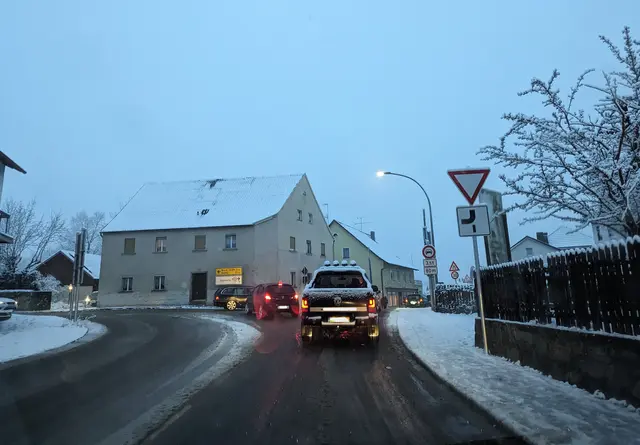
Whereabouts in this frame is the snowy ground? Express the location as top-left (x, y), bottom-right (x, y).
top-left (391, 308), bottom-right (640, 445)
top-left (0, 314), bottom-right (104, 363)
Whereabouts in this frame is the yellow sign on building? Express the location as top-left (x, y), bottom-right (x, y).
top-left (216, 267), bottom-right (243, 276)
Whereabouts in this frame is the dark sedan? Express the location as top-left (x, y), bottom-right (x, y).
top-left (402, 294), bottom-right (426, 308)
top-left (213, 286), bottom-right (254, 310)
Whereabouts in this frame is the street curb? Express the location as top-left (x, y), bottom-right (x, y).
top-left (391, 310), bottom-right (533, 445)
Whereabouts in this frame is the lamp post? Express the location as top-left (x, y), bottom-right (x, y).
top-left (376, 171), bottom-right (438, 304)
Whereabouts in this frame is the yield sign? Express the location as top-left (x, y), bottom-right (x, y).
top-left (449, 261), bottom-right (460, 272)
top-left (447, 168), bottom-right (490, 205)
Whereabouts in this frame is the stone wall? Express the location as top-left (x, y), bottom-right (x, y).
top-left (475, 318), bottom-right (640, 406)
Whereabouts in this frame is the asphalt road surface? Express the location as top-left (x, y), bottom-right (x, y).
top-left (0, 310), bottom-right (526, 445)
top-left (0, 311), bottom-right (235, 445)
top-left (146, 312), bottom-right (526, 445)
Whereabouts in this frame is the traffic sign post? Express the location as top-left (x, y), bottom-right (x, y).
top-left (451, 271), bottom-right (459, 280)
top-left (449, 261), bottom-right (459, 273)
top-left (448, 167), bottom-right (491, 354)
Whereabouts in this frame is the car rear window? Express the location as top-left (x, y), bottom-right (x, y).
top-left (312, 271), bottom-right (367, 289)
top-left (266, 284), bottom-right (295, 294)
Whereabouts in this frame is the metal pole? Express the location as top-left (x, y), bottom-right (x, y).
top-left (422, 208), bottom-right (436, 308)
top-left (473, 235), bottom-right (488, 354)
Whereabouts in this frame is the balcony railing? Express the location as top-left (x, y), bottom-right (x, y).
top-left (0, 210), bottom-right (12, 243)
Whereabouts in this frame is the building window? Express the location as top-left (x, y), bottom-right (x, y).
top-left (124, 238), bottom-right (136, 255)
top-left (290, 271), bottom-right (296, 286)
top-left (290, 236), bottom-right (296, 251)
top-left (308, 212), bottom-right (313, 224)
top-left (320, 243), bottom-right (326, 257)
top-left (194, 235), bottom-right (206, 250)
top-left (121, 277), bottom-right (133, 292)
top-left (306, 240), bottom-right (312, 255)
top-left (154, 275), bottom-right (166, 291)
top-left (391, 270), bottom-right (395, 280)
top-left (342, 247), bottom-right (350, 259)
top-left (297, 209), bottom-right (303, 221)
top-left (526, 247), bottom-right (533, 256)
top-left (225, 234), bottom-right (236, 249)
top-left (155, 236), bottom-right (167, 253)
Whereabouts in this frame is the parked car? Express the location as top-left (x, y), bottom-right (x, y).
top-left (246, 282), bottom-right (298, 319)
top-left (0, 296), bottom-right (17, 321)
top-left (84, 291), bottom-right (99, 307)
top-left (300, 260), bottom-right (380, 346)
top-left (403, 294), bottom-right (425, 308)
top-left (214, 286), bottom-right (253, 310)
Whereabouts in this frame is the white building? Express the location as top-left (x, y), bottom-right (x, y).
top-left (99, 174), bottom-right (333, 306)
top-left (511, 226), bottom-right (594, 261)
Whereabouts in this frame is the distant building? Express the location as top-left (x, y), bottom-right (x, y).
top-left (37, 250), bottom-right (100, 291)
top-left (99, 174), bottom-right (333, 306)
top-left (0, 151), bottom-right (27, 244)
top-left (510, 226), bottom-right (594, 261)
top-left (328, 220), bottom-right (418, 307)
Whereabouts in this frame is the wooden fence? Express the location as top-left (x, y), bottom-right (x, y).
top-left (480, 237), bottom-right (640, 336)
top-left (434, 284), bottom-right (476, 314)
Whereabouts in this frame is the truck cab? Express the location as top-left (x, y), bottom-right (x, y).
top-left (300, 260), bottom-right (380, 346)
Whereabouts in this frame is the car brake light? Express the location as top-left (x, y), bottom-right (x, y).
top-left (215, 296), bottom-right (219, 300)
top-left (264, 294), bottom-right (272, 301)
top-left (294, 294), bottom-right (299, 300)
top-left (278, 281), bottom-right (283, 287)
top-left (301, 297), bottom-right (309, 312)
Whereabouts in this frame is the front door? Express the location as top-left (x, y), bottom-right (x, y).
top-left (190, 272), bottom-right (208, 302)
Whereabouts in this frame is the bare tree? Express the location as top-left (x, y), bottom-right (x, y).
top-left (60, 211), bottom-right (106, 255)
top-left (478, 27), bottom-right (640, 236)
top-left (0, 199), bottom-right (66, 274)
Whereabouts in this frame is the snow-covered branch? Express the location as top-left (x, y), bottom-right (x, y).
top-left (479, 27), bottom-right (640, 235)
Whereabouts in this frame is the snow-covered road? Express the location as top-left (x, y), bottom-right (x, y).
top-left (0, 314), bottom-right (104, 363)
top-left (391, 308), bottom-right (640, 445)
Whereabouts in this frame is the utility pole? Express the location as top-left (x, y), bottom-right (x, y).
top-left (70, 228), bottom-right (87, 322)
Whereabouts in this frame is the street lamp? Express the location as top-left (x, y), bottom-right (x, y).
top-left (376, 171), bottom-right (438, 302)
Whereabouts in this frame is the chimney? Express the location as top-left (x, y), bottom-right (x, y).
top-left (370, 231), bottom-right (376, 241)
top-left (536, 232), bottom-right (549, 244)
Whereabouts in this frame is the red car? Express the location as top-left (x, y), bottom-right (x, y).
top-left (246, 281), bottom-right (299, 320)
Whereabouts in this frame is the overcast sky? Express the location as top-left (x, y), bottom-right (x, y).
top-left (1, 1), bottom-right (637, 284)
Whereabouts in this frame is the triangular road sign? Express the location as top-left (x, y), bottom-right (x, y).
top-left (448, 168), bottom-right (490, 205)
top-left (449, 261), bottom-right (460, 272)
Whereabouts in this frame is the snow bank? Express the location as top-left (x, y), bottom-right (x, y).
top-left (0, 314), bottom-right (101, 363)
top-left (392, 308), bottom-right (640, 445)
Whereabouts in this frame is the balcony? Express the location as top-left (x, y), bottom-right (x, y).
top-left (0, 210), bottom-right (12, 244)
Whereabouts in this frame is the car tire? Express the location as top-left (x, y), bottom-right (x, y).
top-left (226, 300), bottom-right (237, 311)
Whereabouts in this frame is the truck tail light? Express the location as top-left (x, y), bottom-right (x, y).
top-left (301, 297), bottom-right (309, 312)
top-left (368, 298), bottom-right (376, 313)
top-left (264, 294), bottom-right (272, 301)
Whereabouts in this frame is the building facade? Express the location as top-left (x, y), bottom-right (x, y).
top-left (328, 220), bottom-right (418, 307)
top-left (37, 250), bottom-right (100, 291)
top-left (99, 174), bottom-right (333, 306)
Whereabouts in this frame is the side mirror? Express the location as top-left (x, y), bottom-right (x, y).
top-left (371, 285), bottom-right (379, 292)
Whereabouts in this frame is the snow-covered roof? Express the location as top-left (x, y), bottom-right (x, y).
top-left (331, 220), bottom-right (416, 270)
top-left (547, 226), bottom-right (594, 249)
top-left (102, 174), bottom-right (304, 233)
top-left (39, 250), bottom-right (101, 280)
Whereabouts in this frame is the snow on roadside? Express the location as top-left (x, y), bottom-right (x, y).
top-left (391, 308), bottom-right (640, 445)
top-left (0, 314), bottom-right (102, 363)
